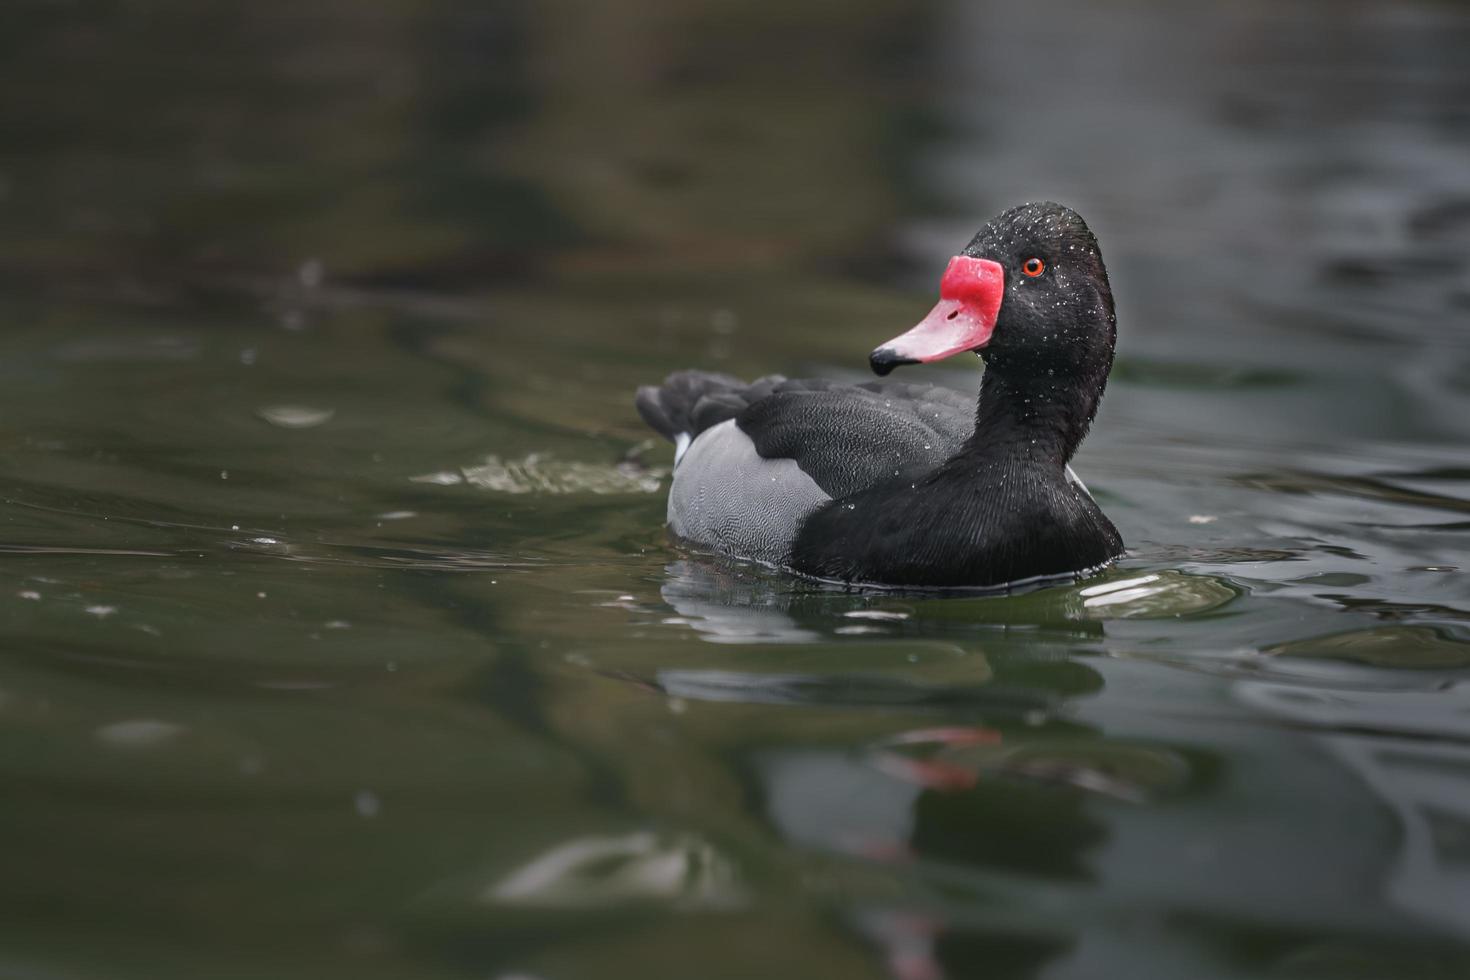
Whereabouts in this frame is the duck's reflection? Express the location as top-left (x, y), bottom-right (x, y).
top-left (652, 556), bottom-right (1215, 979)
top-left (658, 557), bottom-right (1238, 646)
top-left (755, 720), bottom-right (1129, 980)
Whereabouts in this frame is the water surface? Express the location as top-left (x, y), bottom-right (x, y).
top-left (3, 1), bottom-right (1470, 978)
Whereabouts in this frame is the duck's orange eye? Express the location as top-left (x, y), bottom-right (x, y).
top-left (1022, 257), bottom-right (1045, 277)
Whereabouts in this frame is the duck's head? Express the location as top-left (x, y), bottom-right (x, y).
top-left (870, 202), bottom-right (1115, 380)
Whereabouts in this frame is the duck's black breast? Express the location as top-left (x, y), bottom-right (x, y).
top-left (789, 457), bottom-right (1124, 589)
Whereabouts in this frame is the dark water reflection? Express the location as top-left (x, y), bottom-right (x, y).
top-left (3, 1), bottom-right (1470, 978)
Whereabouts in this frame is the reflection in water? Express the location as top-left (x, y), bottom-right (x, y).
top-left (659, 559), bottom-right (822, 644)
top-left (642, 542), bottom-right (1470, 977)
top-left (659, 557), bottom-right (1243, 644)
top-left (869, 729), bottom-right (1191, 803)
top-left (757, 700), bottom-right (1119, 979)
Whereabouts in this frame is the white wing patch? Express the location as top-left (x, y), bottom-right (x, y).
top-left (673, 432), bottom-right (692, 467)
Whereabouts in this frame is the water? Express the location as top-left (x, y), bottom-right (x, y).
top-left (2, 1), bottom-right (1470, 977)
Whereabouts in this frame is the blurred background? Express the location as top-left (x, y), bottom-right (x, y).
top-left (2, 1), bottom-right (1470, 978)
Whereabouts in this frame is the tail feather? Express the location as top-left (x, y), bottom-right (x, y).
top-left (635, 370), bottom-right (786, 446)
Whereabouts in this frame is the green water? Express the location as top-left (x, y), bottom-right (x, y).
top-left (3, 2), bottom-right (1470, 978)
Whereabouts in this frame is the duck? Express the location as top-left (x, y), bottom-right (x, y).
top-left (635, 202), bottom-right (1124, 590)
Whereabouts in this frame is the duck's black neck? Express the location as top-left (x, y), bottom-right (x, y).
top-left (965, 363), bottom-right (1108, 466)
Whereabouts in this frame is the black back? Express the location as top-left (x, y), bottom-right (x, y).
top-left (735, 379), bottom-right (974, 499)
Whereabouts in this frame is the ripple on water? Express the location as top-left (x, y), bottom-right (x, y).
top-left (95, 719), bottom-right (185, 748)
top-left (479, 831), bottom-right (745, 910)
top-left (653, 668), bottom-right (1058, 717)
top-left (937, 569), bottom-right (1241, 623)
top-left (413, 453), bottom-right (665, 495)
top-left (1267, 625), bottom-right (1470, 670)
top-left (255, 404), bottom-right (336, 429)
